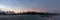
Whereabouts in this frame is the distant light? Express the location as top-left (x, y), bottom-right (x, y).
top-left (9, 10), bottom-right (13, 11)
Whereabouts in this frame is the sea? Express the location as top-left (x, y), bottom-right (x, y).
top-left (0, 15), bottom-right (60, 20)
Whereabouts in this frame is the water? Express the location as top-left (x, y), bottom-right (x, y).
top-left (52, 15), bottom-right (60, 20)
top-left (0, 15), bottom-right (60, 20)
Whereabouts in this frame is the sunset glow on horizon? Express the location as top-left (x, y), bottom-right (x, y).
top-left (0, 4), bottom-right (45, 13)
top-left (0, 8), bottom-right (45, 13)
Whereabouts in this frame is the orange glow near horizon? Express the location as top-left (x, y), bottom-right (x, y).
top-left (9, 9), bottom-right (45, 13)
top-left (1, 8), bottom-right (45, 13)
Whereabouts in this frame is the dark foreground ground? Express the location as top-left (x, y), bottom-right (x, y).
top-left (0, 15), bottom-right (60, 20)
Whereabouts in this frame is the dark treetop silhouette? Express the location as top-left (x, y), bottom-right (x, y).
top-left (0, 11), bottom-right (59, 17)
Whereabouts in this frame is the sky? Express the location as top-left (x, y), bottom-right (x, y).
top-left (0, 0), bottom-right (60, 13)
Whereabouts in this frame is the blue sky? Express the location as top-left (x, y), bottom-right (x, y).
top-left (0, 0), bottom-right (60, 13)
